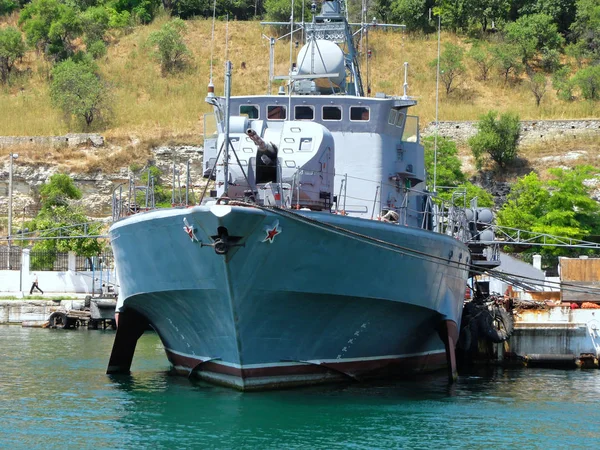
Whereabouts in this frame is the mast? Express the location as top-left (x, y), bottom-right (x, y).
top-left (261, 0), bottom-right (403, 97)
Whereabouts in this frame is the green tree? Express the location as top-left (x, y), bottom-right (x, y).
top-left (572, 65), bottom-right (600, 100)
top-left (504, 13), bottom-right (564, 67)
top-left (172, 0), bottom-right (257, 20)
top-left (19, 0), bottom-right (83, 61)
top-left (470, 0), bottom-right (511, 33)
top-left (552, 65), bottom-right (574, 100)
top-left (469, 111), bottom-right (521, 169)
top-left (389, 0), bottom-right (432, 32)
top-left (40, 173), bottom-right (82, 207)
top-left (439, 0), bottom-right (469, 32)
top-left (82, 6), bottom-right (110, 45)
top-left (460, 182), bottom-right (495, 207)
top-left (28, 174), bottom-right (105, 267)
top-left (264, 0), bottom-right (302, 22)
top-left (518, 0), bottom-right (577, 34)
top-left (423, 135), bottom-right (493, 206)
top-left (528, 72), bottom-right (547, 106)
top-left (0, 27), bottom-right (26, 85)
top-left (497, 166), bottom-right (600, 265)
top-left (424, 135), bottom-right (466, 189)
top-left (570, 0), bottom-right (600, 62)
top-left (468, 42), bottom-right (494, 81)
top-left (0, 0), bottom-right (18, 16)
top-left (50, 59), bottom-right (111, 128)
top-left (147, 18), bottom-right (191, 76)
top-left (429, 42), bottom-right (465, 95)
top-left (491, 42), bottom-right (522, 83)
top-left (136, 165), bottom-right (170, 205)
top-left (114, 0), bottom-right (160, 23)
top-left (565, 40), bottom-right (590, 68)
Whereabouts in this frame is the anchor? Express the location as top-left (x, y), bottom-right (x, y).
top-left (201, 226), bottom-right (244, 255)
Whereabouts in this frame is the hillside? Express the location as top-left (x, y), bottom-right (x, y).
top-left (1, 15), bottom-right (598, 141)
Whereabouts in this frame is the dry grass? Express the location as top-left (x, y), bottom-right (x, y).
top-left (1, 19), bottom-right (599, 139)
top-left (0, 141), bottom-right (153, 173)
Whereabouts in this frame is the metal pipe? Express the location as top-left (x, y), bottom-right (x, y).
top-left (8, 153), bottom-right (18, 270)
top-left (370, 185), bottom-right (380, 220)
top-left (145, 168), bottom-right (150, 208)
top-left (186, 160), bottom-right (190, 206)
top-left (172, 160), bottom-right (176, 204)
top-left (223, 60), bottom-right (232, 197)
top-left (343, 173), bottom-right (348, 213)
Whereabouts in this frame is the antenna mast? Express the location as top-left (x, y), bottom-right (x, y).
top-left (288, 0), bottom-right (295, 118)
top-left (433, 9), bottom-right (441, 194)
top-left (222, 60), bottom-right (232, 197)
top-left (208, 0), bottom-right (217, 94)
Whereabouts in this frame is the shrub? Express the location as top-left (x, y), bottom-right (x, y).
top-left (147, 18), bottom-right (192, 76)
top-left (469, 111), bottom-right (521, 169)
top-left (573, 65), bottom-right (600, 100)
top-left (87, 40), bottom-right (107, 59)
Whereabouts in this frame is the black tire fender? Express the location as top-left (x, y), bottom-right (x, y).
top-left (480, 306), bottom-right (514, 343)
top-left (48, 311), bottom-right (69, 329)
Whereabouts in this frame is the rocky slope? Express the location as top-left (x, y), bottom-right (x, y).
top-left (1, 121), bottom-right (599, 227)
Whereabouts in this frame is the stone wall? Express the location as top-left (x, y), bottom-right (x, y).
top-left (0, 133), bottom-right (104, 148)
top-left (423, 119), bottom-right (600, 145)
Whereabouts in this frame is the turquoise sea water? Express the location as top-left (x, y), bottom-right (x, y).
top-left (1, 325), bottom-right (599, 449)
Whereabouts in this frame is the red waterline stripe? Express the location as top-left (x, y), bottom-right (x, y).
top-left (165, 350), bottom-right (446, 378)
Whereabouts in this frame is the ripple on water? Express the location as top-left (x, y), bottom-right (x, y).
top-left (1, 326), bottom-right (600, 449)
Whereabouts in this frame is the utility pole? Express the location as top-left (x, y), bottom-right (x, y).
top-left (8, 153), bottom-right (18, 270)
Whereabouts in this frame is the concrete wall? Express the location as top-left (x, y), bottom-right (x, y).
top-left (0, 269), bottom-right (116, 294)
top-left (0, 299), bottom-right (85, 324)
top-left (508, 308), bottom-right (600, 358)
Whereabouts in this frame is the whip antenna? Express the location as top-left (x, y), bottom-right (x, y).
top-left (209, 0), bottom-right (216, 83)
top-left (207, 0), bottom-right (217, 95)
top-left (288, 0), bottom-right (295, 119)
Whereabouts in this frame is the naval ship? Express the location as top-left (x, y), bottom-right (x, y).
top-left (107, 1), bottom-right (472, 390)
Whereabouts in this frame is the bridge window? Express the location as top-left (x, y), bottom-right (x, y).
top-left (402, 115), bottom-right (419, 143)
top-left (323, 106), bottom-right (342, 121)
top-left (267, 105), bottom-right (286, 120)
top-left (396, 111), bottom-right (406, 128)
top-left (240, 105), bottom-right (259, 119)
top-left (350, 106), bottom-right (370, 121)
top-left (295, 105), bottom-right (314, 120)
top-left (388, 109), bottom-right (398, 125)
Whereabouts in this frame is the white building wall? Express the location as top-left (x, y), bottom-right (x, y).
top-left (0, 250), bottom-right (118, 295)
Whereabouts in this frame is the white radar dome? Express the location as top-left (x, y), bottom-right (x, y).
top-left (296, 39), bottom-right (345, 90)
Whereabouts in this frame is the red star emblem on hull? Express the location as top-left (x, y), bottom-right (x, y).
top-left (262, 220), bottom-right (281, 243)
top-left (183, 217), bottom-right (199, 242)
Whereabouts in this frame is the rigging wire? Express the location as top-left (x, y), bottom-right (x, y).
top-left (253, 205), bottom-right (600, 297)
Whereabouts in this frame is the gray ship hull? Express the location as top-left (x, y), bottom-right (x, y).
top-left (109, 204), bottom-right (470, 390)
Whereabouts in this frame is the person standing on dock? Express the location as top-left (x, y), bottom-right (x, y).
top-left (29, 273), bottom-right (43, 295)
